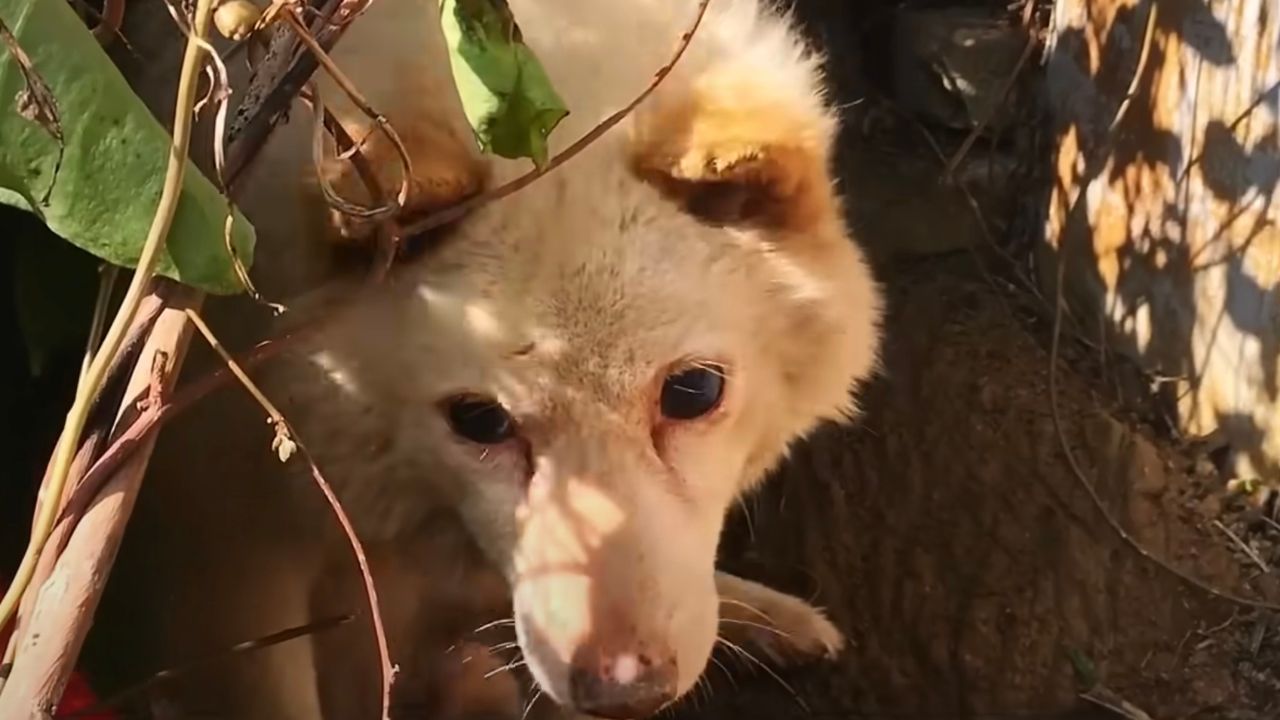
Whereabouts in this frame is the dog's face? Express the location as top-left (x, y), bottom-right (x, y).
top-left (343, 97), bottom-right (881, 716)
top-left (300, 9), bottom-right (881, 715)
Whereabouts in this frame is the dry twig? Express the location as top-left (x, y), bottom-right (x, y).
top-left (0, 286), bottom-right (202, 715)
top-left (1213, 520), bottom-right (1271, 574)
top-left (942, 31), bottom-right (1038, 183)
top-left (91, 0), bottom-right (127, 45)
top-left (223, 0), bottom-right (371, 185)
top-left (69, 614), bottom-right (354, 718)
top-left (0, 0), bottom-right (218, 640)
top-left (280, 5), bottom-right (413, 213)
top-left (184, 307), bottom-right (394, 717)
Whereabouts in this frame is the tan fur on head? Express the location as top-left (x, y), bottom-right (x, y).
top-left (279, 1), bottom-right (881, 710)
top-left (139, 0), bottom-right (883, 717)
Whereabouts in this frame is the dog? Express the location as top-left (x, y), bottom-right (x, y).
top-left (97, 0), bottom-right (883, 717)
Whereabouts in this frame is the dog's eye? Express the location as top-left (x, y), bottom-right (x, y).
top-left (660, 365), bottom-right (725, 420)
top-left (445, 396), bottom-right (515, 444)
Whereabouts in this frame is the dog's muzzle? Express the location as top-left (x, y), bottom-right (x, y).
top-left (568, 650), bottom-right (676, 719)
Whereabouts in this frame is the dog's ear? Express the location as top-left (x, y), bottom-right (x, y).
top-left (628, 73), bottom-right (838, 234)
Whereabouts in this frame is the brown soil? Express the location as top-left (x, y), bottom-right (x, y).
top-left (669, 254), bottom-right (1280, 720)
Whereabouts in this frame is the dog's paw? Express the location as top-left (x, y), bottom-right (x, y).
top-left (715, 571), bottom-right (846, 665)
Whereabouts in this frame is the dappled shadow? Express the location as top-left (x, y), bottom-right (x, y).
top-left (1041, 0), bottom-right (1280, 482)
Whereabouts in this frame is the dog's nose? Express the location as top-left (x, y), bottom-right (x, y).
top-left (568, 652), bottom-right (676, 719)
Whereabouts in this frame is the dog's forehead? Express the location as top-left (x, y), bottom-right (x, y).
top-left (421, 150), bottom-right (750, 403)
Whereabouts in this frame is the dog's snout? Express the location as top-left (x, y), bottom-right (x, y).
top-left (568, 652), bottom-right (676, 719)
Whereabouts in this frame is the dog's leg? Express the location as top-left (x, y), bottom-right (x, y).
top-left (715, 571), bottom-right (845, 664)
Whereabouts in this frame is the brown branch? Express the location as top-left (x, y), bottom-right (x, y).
top-left (283, 6), bottom-right (413, 211)
top-left (54, 323), bottom-right (314, 540)
top-left (91, 0), bottom-right (127, 46)
top-left (5, 294), bottom-right (164, 669)
top-left (2, 0), bottom-right (381, 711)
top-left (67, 614), bottom-right (354, 718)
top-left (0, 286), bottom-right (203, 715)
top-left (223, 0), bottom-right (371, 186)
top-left (183, 308), bottom-right (393, 718)
top-left (942, 31), bottom-right (1037, 183)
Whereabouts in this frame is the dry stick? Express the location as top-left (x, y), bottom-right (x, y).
top-left (306, 87), bottom-right (400, 278)
top-left (182, 308), bottom-right (394, 718)
top-left (282, 5), bottom-right (413, 212)
top-left (1213, 520), bottom-right (1271, 575)
top-left (58, 334), bottom-right (299, 526)
top-left (18, 296), bottom-right (164, 569)
top-left (1047, 5), bottom-right (1280, 612)
top-left (942, 31), bottom-right (1038, 183)
top-left (0, 286), bottom-right (203, 717)
top-left (91, 0), bottom-right (126, 45)
top-left (4, 0), bottom-right (375, 707)
top-left (399, 0), bottom-right (713, 237)
top-left (68, 614), bottom-right (355, 718)
top-left (0, 0), bottom-right (218, 640)
top-left (2, 296), bottom-right (163, 691)
top-left (223, 0), bottom-right (368, 186)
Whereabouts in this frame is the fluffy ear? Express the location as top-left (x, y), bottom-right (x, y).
top-left (628, 73), bottom-right (839, 233)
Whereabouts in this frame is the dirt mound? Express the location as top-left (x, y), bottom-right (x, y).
top-left (675, 255), bottom-right (1280, 719)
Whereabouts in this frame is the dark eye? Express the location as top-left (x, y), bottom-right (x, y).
top-left (445, 396), bottom-right (516, 444)
top-left (660, 364), bottom-right (726, 420)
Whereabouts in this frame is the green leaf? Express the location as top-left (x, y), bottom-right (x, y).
top-left (0, 0), bottom-right (255, 295)
top-left (442, 0), bottom-right (568, 167)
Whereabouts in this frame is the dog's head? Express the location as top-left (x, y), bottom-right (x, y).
top-left (305, 3), bottom-right (881, 717)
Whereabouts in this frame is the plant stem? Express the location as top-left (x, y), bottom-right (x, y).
top-left (0, 0), bottom-right (218, 636)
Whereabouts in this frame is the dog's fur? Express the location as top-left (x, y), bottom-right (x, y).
top-left (102, 0), bottom-right (882, 717)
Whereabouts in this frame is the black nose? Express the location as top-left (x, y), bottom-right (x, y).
top-left (569, 653), bottom-right (676, 719)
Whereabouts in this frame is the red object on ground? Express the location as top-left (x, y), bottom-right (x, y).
top-left (0, 578), bottom-right (118, 720)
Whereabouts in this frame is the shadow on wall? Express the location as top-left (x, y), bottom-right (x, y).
top-left (1042, 0), bottom-right (1280, 484)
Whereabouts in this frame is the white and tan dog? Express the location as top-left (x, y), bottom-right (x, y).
top-left (108, 0), bottom-right (882, 717)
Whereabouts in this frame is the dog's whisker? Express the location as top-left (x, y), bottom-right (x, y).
top-left (521, 688), bottom-right (543, 720)
top-left (484, 658), bottom-right (527, 679)
top-left (472, 618), bottom-right (515, 634)
top-left (717, 637), bottom-right (809, 713)
top-left (719, 617), bottom-right (793, 640)
top-left (700, 671), bottom-right (716, 705)
top-left (736, 496), bottom-right (756, 542)
top-left (486, 640), bottom-right (520, 654)
top-left (719, 596), bottom-right (775, 623)
top-left (710, 654), bottom-right (738, 688)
